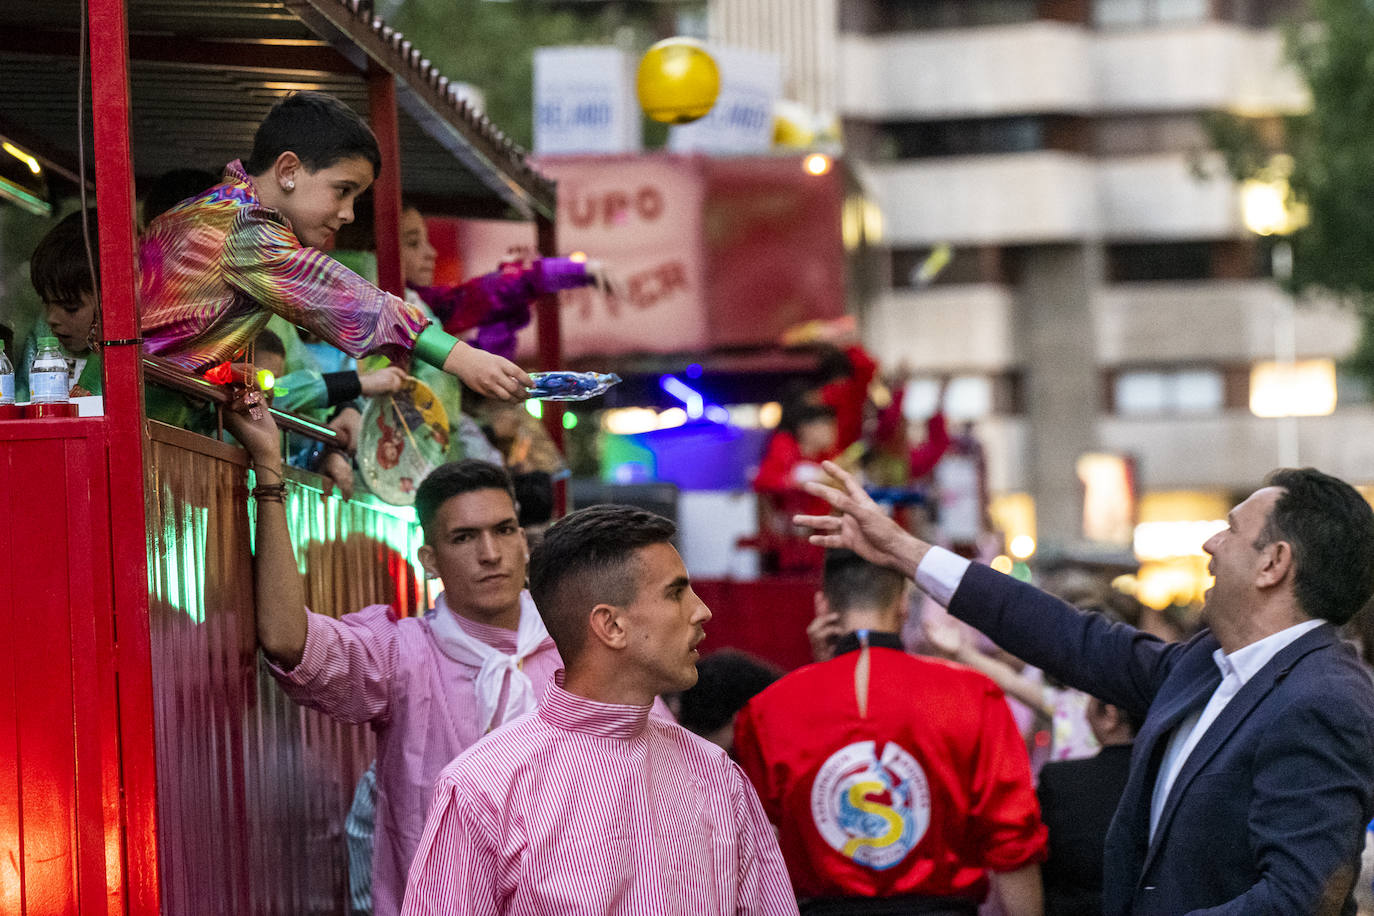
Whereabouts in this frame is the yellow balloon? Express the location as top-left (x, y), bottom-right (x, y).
top-left (637, 38), bottom-right (721, 125)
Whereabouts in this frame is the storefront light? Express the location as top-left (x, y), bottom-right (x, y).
top-left (603, 407), bottom-right (659, 435)
top-left (657, 407), bottom-right (687, 430)
top-left (1249, 359), bottom-right (1337, 418)
top-left (758, 401), bottom-right (782, 429)
top-left (1133, 520), bottom-right (1226, 562)
top-left (804, 153), bottom-right (831, 176)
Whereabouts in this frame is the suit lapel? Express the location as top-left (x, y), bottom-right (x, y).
top-left (1102, 655), bottom-right (1221, 916)
top-left (1139, 623), bottom-right (1336, 876)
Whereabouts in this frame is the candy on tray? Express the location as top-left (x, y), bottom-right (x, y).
top-left (526, 371), bottom-right (622, 401)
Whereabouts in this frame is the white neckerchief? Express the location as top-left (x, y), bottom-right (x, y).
top-left (428, 591), bottom-right (552, 734)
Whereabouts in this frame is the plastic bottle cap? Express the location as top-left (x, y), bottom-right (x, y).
top-left (39, 336), bottom-right (59, 348)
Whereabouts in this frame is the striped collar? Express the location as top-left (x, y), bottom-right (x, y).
top-left (539, 669), bottom-right (652, 739)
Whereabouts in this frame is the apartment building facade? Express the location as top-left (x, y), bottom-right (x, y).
top-left (713, 0), bottom-right (1374, 585)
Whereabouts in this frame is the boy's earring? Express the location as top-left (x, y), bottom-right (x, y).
top-left (283, 179), bottom-right (295, 191)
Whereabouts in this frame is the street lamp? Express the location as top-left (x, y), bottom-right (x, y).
top-left (1240, 155), bottom-right (1309, 467)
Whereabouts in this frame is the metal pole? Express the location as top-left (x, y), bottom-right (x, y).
top-left (369, 66), bottom-right (405, 298)
top-left (87, 0), bottom-right (161, 910)
top-left (1272, 240), bottom-right (1299, 468)
top-left (534, 212), bottom-right (566, 515)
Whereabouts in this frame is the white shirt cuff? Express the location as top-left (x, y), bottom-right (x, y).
top-left (914, 546), bottom-right (972, 608)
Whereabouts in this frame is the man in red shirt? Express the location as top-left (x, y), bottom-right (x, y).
top-left (735, 550), bottom-right (1046, 916)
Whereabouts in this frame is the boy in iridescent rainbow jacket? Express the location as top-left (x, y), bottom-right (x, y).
top-left (137, 91), bottom-right (529, 405)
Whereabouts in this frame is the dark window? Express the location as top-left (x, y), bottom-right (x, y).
top-left (877, 117), bottom-right (1044, 159)
top-left (843, 0), bottom-right (1041, 32)
top-left (1107, 242), bottom-right (1214, 282)
top-left (1214, 0), bottom-right (1306, 26)
top-left (1093, 114), bottom-right (1208, 156)
top-left (890, 246), bottom-right (1006, 288)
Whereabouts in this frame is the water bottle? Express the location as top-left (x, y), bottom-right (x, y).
top-left (29, 336), bottom-right (70, 404)
top-left (0, 342), bottom-right (14, 405)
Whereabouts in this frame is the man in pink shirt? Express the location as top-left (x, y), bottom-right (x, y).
top-left (402, 504), bottom-right (799, 915)
top-left (239, 401), bottom-right (563, 916)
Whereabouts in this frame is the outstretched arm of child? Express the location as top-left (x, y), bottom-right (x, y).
top-left (436, 335), bottom-right (531, 401)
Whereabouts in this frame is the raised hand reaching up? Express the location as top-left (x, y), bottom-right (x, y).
top-left (794, 460), bottom-right (931, 579)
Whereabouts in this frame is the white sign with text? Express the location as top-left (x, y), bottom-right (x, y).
top-left (668, 45), bottom-right (782, 156)
top-left (533, 47), bottom-right (640, 155)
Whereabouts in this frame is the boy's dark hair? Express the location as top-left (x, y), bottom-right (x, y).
top-left (1256, 468), bottom-right (1374, 625)
top-left (414, 460), bottom-right (517, 543)
top-left (822, 549), bottom-right (906, 615)
top-left (529, 504), bottom-right (676, 662)
top-left (31, 210), bottom-right (98, 304)
top-left (512, 471), bottom-right (554, 528)
top-left (254, 328), bottom-right (286, 360)
top-left (677, 649), bottom-right (781, 736)
top-left (143, 168), bottom-right (220, 225)
top-left (245, 91), bottom-right (381, 178)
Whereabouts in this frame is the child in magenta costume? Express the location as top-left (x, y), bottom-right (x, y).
top-left (137, 91), bottom-right (529, 403)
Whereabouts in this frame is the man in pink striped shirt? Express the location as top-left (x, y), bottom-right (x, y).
top-left (244, 441), bottom-right (564, 916)
top-left (402, 505), bottom-right (799, 915)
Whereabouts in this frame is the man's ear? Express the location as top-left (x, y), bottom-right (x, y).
top-left (417, 543), bottom-right (438, 580)
top-left (587, 602), bottom-right (627, 651)
top-left (1256, 540), bottom-right (1293, 589)
top-left (814, 592), bottom-right (832, 619)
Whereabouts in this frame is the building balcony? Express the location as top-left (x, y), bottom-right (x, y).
top-left (1099, 409), bottom-right (1374, 489)
top-left (839, 22), bottom-right (1306, 121)
top-left (863, 284), bottom-right (1018, 372)
top-left (1095, 281), bottom-right (1361, 364)
top-left (1097, 152), bottom-right (1240, 240)
top-left (867, 150), bottom-right (1250, 245)
top-left (1092, 24), bottom-right (1306, 115)
top-left (865, 152), bottom-right (1098, 245)
top-left (839, 23), bottom-right (1094, 119)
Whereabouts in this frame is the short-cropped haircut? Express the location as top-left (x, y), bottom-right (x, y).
top-left (529, 504), bottom-right (676, 663)
top-left (31, 210), bottom-right (98, 305)
top-left (414, 460), bottom-right (517, 542)
top-left (1258, 467), bottom-right (1374, 625)
top-left (822, 548), bottom-right (906, 615)
top-left (245, 91), bottom-right (381, 178)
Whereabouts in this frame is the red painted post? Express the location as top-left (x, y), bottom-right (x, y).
top-left (369, 66), bottom-right (405, 298)
top-left (534, 213), bottom-right (566, 515)
top-left (87, 0), bottom-right (160, 912)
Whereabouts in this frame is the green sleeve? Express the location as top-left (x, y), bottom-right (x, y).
top-left (413, 324), bottom-right (460, 370)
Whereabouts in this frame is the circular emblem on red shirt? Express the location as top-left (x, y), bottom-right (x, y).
top-left (810, 740), bottom-right (930, 870)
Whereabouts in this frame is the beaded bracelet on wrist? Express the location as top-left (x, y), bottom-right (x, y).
top-left (251, 482), bottom-right (287, 502)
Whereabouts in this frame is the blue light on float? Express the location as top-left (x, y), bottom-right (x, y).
top-left (660, 374), bottom-right (704, 420)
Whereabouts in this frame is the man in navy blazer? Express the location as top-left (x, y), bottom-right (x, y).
top-left (797, 464), bottom-right (1374, 915)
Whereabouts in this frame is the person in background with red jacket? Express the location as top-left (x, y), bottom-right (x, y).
top-left (735, 549), bottom-right (1047, 916)
top-left (752, 401), bottom-right (840, 572)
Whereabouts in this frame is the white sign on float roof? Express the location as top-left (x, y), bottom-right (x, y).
top-left (669, 44), bottom-right (782, 156)
top-left (533, 46), bottom-right (642, 155)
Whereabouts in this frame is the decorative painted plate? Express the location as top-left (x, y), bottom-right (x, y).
top-left (358, 378), bottom-right (451, 505)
